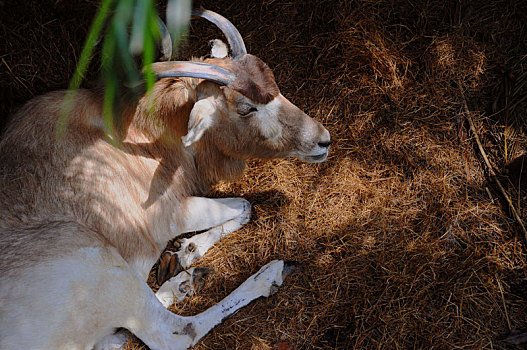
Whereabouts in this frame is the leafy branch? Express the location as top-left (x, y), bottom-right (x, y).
top-left (57, 0), bottom-right (191, 138)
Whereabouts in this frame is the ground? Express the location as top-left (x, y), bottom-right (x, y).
top-left (2, 0), bottom-right (527, 349)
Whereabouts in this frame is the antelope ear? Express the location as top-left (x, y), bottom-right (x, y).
top-left (209, 39), bottom-right (228, 58)
top-left (181, 97), bottom-right (216, 147)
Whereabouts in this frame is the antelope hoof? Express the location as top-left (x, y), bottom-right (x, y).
top-left (156, 251), bottom-right (183, 286)
top-left (235, 198), bottom-right (252, 226)
top-left (156, 267), bottom-right (214, 307)
top-left (191, 267), bottom-right (215, 288)
top-left (250, 260), bottom-right (296, 298)
top-left (282, 260), bottom-right (298, 279)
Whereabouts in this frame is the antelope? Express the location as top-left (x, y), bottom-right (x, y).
top-left (0, 9), bottom-right (331, 350)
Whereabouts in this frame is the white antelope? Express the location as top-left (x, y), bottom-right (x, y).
top-left (0, 9), bottom-right (331, 350)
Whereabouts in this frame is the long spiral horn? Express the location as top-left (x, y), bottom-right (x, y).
top-left (151, 61), bottom-right (236, 86)
top-left (156, 16), bottom-right (173, 61)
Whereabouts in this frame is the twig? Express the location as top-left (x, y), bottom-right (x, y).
top-left (1, 57), bottom-right (34, 96)
top-left (458, 81), bottom-right (527, 242)
top-left (496, 274), bottom-right (511, 331)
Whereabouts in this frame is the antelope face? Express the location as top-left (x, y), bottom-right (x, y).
top-left (186, 55), bottom-right (330, 163)
top-left (206, 65), bottom-right (331, 163)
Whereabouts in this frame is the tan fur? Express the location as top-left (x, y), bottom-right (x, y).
top-left (0, 49), bottom-right (330, 349)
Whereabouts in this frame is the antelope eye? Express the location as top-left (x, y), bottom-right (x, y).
top-left (237, 103), bottom-right (258, 116)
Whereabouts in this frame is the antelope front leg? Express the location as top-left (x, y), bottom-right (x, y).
top-left (160, 197), bottom-right (250, 277)
top-left (158, 214), bottom-right (249, 284)
top-left (176, 215), bottom-right (249, 270)
top-left (156, 267), bottom-right (214, 308)
top-left (180, 197), bottom-right (251, 234)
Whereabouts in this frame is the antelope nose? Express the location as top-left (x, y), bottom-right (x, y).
top-left (318, 141), bottom-right (331, 148)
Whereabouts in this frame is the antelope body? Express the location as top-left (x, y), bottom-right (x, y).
top-left (0, 10), bottom-right (330, 350)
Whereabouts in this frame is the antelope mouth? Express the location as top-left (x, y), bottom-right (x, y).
top-left (307, 152), bottom-right (328, 162)
top-left (298, 150), bottom-right (328, 163)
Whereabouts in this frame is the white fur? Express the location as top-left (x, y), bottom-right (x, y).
top-left (177, 205), bottom-right (251, 269)
top-left (180, 197), bottom-right (250, 234)
top-left (210, 39), bottom-right (229, 59)
top-left (131, 256), bottom-right (159, 281)
top-left (182, 97), bottom-right (217, 147)
top-left (188, 260), bottom-right (286, 343)
top-left (91, 197), bottom-right (252, 348)
top-left (1, 247), bottom-right (129, 350)
top-left (96, 261), bottom-right (287, 350)
top-left (156, 268), bottom-right (199, 307)
top-left (1, 243), bottom-right (287, 350)
top-left (256, 95), bottom-right (283, 141)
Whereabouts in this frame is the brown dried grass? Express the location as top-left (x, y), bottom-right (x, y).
top-left (2, 0), bottom-right (527, 349)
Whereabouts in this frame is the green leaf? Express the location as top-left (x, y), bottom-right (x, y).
top-left (129, 0), bottom-right (149, 55)
top-left (101, 18), bottom-right (118, 142)
top-left (57, 0), bottom-right (191, 140)
top-left (70, 0), bottom-right (117, 90)
top-left (167, 0), bottom-right (191, 51)
top-left (113, 0), bottom-right (141, 89)
top-left (57, 0), bottom-right (116, 137)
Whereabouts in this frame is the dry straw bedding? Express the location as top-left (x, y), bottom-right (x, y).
top-left (2, 0), bottom-right (527, 349)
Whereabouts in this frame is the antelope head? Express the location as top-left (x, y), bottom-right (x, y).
top-left (151, 9), bottom-right (331, 163)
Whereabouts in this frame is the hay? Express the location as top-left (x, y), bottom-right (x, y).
top-left (2, 0), bottom-right (527, 349)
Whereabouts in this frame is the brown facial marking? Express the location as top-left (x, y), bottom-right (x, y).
top-left (206, 55), bottom-right (280, 105)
